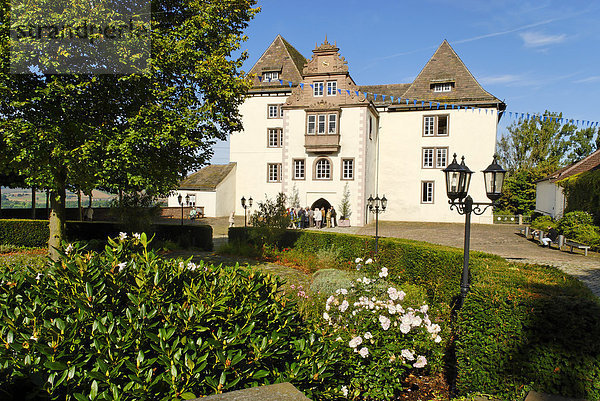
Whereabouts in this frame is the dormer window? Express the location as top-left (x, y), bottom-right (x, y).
top-left (432, 82), bottom-right (453, 93)
top-left (327, 81), bottom-right (337, 96)
top-left (263, 71), bottom-right (279, 82)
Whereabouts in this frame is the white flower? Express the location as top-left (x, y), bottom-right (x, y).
top-left (133, 233), bottom-right (141, 239)
top-left (30, 334), bottom-right (38, 341)
top-left (35, 273), bottom-right (42, 281)
top-left (336, 288), bottom-right (348, 295)
top-left (117, 262), bottom-right (126, 272)
top-left (398, 290), bottom-right (406, 301)
top-left (365, 258), bottom-right (373, 264)
top-left (335, 336), bottom-right (343, 342)
top-left (413, 355), bottom-right (427, 368)
top-left (401, 349), bottom-right (415, 361)
top-left (341, 385), bottom-right (348, 397)
top-left (427, 323), bottom-right (441, 335)
top-left (118, 232), bottom-right (127, 240)
top-left (400, 323), bottom-right (411, 334)
top-left (362, 277), bottom-right (371, 285)
top-left (65, 243), bottom-right (74, 255)
top-left (186, 262), bottom-right (197, 271)
top-left (420, 304), bottom-right (429, 313)
top-left (323, 312), bottom-right (330, 321)
top-left (387, 287), bottom-right (399, 300)
top-left (364, 331), bottom-right (373, 340)
top-left (349, 336), bottom-right (362, 348)
top-left (379, 267), bottom-right (388, 278)
top-left (355, 257), bottom-right (363, 263)
top-left (339, 300), bottom-right (349, 312)
top-left (388, 305), bottom-right (397, 315)
top-left (379, 315), bottom-right (391, 331)
top-left (435, 335), bottom-right (442, 343)
top-left (358, 347), bottom-right (369, 358)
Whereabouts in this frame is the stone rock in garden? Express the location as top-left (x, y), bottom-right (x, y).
top-left (192, 382), bottom-right (310, 401)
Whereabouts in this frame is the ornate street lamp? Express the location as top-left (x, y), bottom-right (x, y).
top-left (177, 194), bottom-right (190, 226)
top-left (443, 154), bottom-right (506, 309)
top-left (241, 196), bottom-right (253, 227)
top-left (367, 194), bottom-right (387, 255)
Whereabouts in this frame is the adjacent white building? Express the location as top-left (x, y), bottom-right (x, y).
top-left (174, 36), bottom-right (506, 225)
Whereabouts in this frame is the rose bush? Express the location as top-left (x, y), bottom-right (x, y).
top-left (320, 258), bottom-right (446, 400)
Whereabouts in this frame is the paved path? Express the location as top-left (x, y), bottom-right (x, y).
top-left (318, 221), bottom-right (600, 298)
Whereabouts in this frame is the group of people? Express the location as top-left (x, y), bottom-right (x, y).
top-left (288, 206), bottom-right (337, 229)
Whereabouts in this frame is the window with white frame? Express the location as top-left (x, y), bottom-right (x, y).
top-left (263, 71), bottom-right (279, 82)
top-left (267, 163), bottom-right (281, 182)
top-left (342, 159), bottom-right (354, 180)
top-left (435, 148), bottom-right (448, 168)
top-left (315, 158), bottom-right (331, 180)
top-left (267, 128), bottom-right (282, 148)
top-left (313, 81), bottom-right (324, 96)
top-left (327, 81), bottom-right (337, 96)
top-left (422, 147), bottom-right (449, 169)
top-left (307, 113), bottom-right (339, 135)
top-left (423, 115), bottom-right (448, 136)
top-left (432, 82), bottom-right (453, 92)
top-left (317, 115), bottom-right (326, 134)
top-left (328, 114), bottom-right (337, 133)
top-left (421, 181), bottom-right (434, 203)
top-left (307, 115), bottom-right (316, 134)
top-left (268, 104), bottom-right (281, 119)
top-left (293, 159), bottom-right (305, 180)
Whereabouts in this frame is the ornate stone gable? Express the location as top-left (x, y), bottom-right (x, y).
top-left (284, 39), bottom-right (369, 108)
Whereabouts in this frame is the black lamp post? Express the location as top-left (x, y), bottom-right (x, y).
top-left (443, 154), bottom-right (506, 309)
top-left (367, 194), bottom-right (387, 255)
top-left (177, 194), bottom-right (190, 226)
top-left (241, 196), bottom-right (253, 227)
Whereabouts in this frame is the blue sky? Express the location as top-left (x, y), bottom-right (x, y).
top-left (210, 0), bottom-right (600, 164)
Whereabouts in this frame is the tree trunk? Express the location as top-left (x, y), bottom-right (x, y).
top-left (0, 186), bottom-right (2, 218)
top-left (31, 187), bottom-right (36, 219)
top-left (48, 178), bottom-right (66, 261)
top-left (77, 190), bottom-right (82, 221)
top-left (45, 189), bottom-right (50, 219)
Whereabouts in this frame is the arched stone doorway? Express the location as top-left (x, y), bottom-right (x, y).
top-left (310, 198), bottom-right (331, 210)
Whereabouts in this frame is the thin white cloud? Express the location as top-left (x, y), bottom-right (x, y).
top-left (574, 76), bottom-right (600, 84)
top-left (519, 31), bottom-right (566, 47)
top-left (479, 74), bottom-right (524, 85)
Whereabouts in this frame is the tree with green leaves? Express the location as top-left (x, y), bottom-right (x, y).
top-left (564, 127), bottom-right (599, 164)
top-left (0, 0), bottom-right (258, 258)
top-left (339, 183), bottom-right (351, 220)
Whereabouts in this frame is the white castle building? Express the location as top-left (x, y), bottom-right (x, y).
top-left (171, 36), bottom-right (506, 226)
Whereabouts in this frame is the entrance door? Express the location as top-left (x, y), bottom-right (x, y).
top-left (310, 198), bottom-right (331, 210)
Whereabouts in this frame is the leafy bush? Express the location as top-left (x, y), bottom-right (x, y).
top-left (109, 192), bottom-right (161, 233)
top-left (455, 262), bottom-right (600, 400)
top-left (250, 193), bottom-right (289, 229)
top-left (530, 215), bottom-right (556, 230)
top-left (0, 219), bottom-right (49, 247)
top-left (557, 211), bottom-right (594, 237)
top-left (319, 259), bottom-right (445, 400)
top-left (0, 235), bottom-right (345, 400)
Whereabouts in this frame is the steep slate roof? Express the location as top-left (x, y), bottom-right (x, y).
top-left (248, 35), bottom-right (307, 92)
top-left (397, 40), bottom-right (502, 106)
top-left (178, 163), bottom-right (236, 191)
top-left (541, 149), bottom-right (600, 183)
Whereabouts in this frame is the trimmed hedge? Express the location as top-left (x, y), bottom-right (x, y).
top-left (228, 227), bottom-right (502, 305)
top-left (0, 219), bottom-right (49, 247)
top-left (229, 227), bottom-right (600, 400)
top-left (456, 263), bottom-right (600, 400)
top-left (1, 220), bottom-right (213, 251)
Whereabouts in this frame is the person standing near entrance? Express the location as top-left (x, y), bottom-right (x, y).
top-left (320, 207), bottom-right (326, 228)
top-left (229, 211), bottom-right (235, 227)
top-left (326, 208), bottom-right (332, 228)
top-left (330, 206), bottom-right (337, 227)
top-left (314, 207), bottom-right (321, 229)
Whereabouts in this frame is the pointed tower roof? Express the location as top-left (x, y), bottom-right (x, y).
top-left (401, 40), bottom-right (501, 104)
top-left (248, 35), bottom-right (307, 91)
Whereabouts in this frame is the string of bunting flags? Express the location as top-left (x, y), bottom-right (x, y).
top-left (257, 76), bottom-right (599, 128)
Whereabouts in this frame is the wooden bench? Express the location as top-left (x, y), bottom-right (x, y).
top-left (564, 240), bottom-right (591, 256)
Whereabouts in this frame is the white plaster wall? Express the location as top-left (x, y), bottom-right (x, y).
top-left (378, 108), bottom-right (499, 224)
top-left (167, 190), bottom-right (217, 216)
top-left (536, 180), bottom-right (565, 218)
top-left (215, 166), bottom-right (237, 217)
top-left (230, 94), bottom-right (287, 215)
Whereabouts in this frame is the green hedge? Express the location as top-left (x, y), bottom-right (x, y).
top-left (1, 220), bottom-right (213, 251)
top-left (228, 227), bottom-right (501, 305)
top-left (0, 219), bottom-right (49, 247)
top-left (455, 263), bottom-right (600, 400)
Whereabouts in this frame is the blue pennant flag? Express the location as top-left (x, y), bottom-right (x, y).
top-left (406, 99), bottom-right (409, 105)
top-left (363, 92), bottom-right (368, 99)
top-left (509, 112), bottom-right (512, 118)
top-left (414, 99), bottom-right (417, 105)
top-left (355, 91), bottom-right (360, 97)
top-left (279, 79), bottom-right (283, 85)
top-left (451, 104), bottom-right (455, 109)
top-left (374, 94), bottom-right (378, 101)
top-left (421, 101), bottom-right (425, 107)
top-left (437, 103), bottom-right (440, 109)
top-left (382, 95), bottom-right (386, 101)
top-left (258, 76), bottom-right (262, 82)
top-left (576, 120), bottom-right (579, 125)
top-left (444, 104), bottom-right (448, 109)
top-left (300, 83), bottom-right (304, 89)
top-left (457, 105), bottom-right (461, 110)
top-left (338, 89), bottom-right (342, 94)
top-left (310, 84), bottom-right (314, 89)
top-left (429, 101), bottom-right (432, 108)
top-left (346, 89), bottom-right (351, 95)
top-left (526, 113), bottom-right (530, 120)
top-left (289, 81), bottom-right (293, 87)
top-left (390, 96), bottom-right (394, 102)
